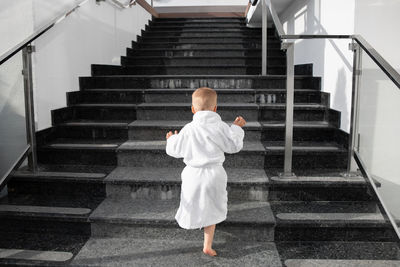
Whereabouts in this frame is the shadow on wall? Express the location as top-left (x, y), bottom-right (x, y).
top-left (333, 67), bottom-right (348, 129)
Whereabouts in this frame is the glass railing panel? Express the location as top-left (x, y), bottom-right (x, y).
top-left (0, 51), bottom-right (27, 182)
top-left (357, 49), bottom-right (400, 231)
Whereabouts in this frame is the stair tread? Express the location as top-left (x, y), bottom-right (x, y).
top-left (0, 204), bottom-right (91, 216)
top-left (11, 170), bottom-right (106, 179)
top-left (42, 139), bottom-right (123, 150)
top-left (89, 198), bottom-right (275, 225)
top-left (71, 237), bottom-right (281, 267)
top-left (265, 141), bottom-right (345, 152)
top-left (58, 121), bottom-right (129, 127)
top-left (130, 47), bottom-right (264, 51)
top-left (136, 102), bottom-right (259, 108)
top-left (72, 103), bottom-right (137, 107)
top-left (261, 121), bottom-right (333, 128)
top-left (0, 248), bottom-right (73, 263)
top-left (270, 201), bottom-right (378, 213)
top-left (270, 176), bottom-right (366, 186)
top-left (127, 56), bottom-right (265, 59)
top-left (105, 166), bottom-right (268, 184)
top-left (276, 212), bottom-right (384, 222)
top-left (128, 120), bottom-right (261, 130)
top-left (82, 74), bottom-right (313, 78)
top-left (118, 140), bottom-right (265, 152)
top-left (120, 64), bottom-right (270, 68)
top-left (285, 259), bottom-right (400, 267)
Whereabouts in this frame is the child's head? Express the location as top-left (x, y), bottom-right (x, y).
top-left (192, 87), bottom-right (217, 114)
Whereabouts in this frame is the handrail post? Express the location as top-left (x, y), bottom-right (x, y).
top-left (22, 45), bottom-right (38, 173)
top-left (261, 0), bottom-right (267, 76)
top-left (344, 40), bottom-right (363, 176)
top-left (280, 41), bottom-right (296, 178)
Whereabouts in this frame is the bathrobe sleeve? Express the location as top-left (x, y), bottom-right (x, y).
top-left (166, 126), bottom-right (187, 158)
top-left (218, 123), bottom-right (245, 154)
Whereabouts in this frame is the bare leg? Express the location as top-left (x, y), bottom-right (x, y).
top-left (203, 224), bottom-right (217, 256)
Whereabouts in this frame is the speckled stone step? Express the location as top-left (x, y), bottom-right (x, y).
top-left (270, 201), bottom-right (378, 214)
top-left (91, 64), bottom-right (277, 76)
top-left (142, 31), bottom-right (264, 38)
top-left (0, 204), bottom-right (91, 219)
top-left (104, 167), bottom-right (269, 201)
top-left (71, 237), bottom-right (282, 267)
top-left (38, 140), bottom-right (122, 166)
top-left (136, 103), bottom-right (259, 121)
top-left (269, 176), bottom-right (373, 201)
top-left (276, 241), bottom-right (400, 263)
top-left (117, 140), bottom-right (266, 169)
top-left (89, 198), bottom-right (275, 241)
top-left (275, 212), bottom-right (397, 242)
top-left (137, 36), bottom-right (262, 44)
top-left (126, 47), bottom-right (267, 56)
top-left (79, 75), bottom-right (321, 90)
top-left (128, 120), bottom-right (261, 141)
top-left (0, 249), bottom-right (73, 265)
top-left (285, 259), bottom-right (400, 267)
top-left (8, 171), bottom-right (107, 200)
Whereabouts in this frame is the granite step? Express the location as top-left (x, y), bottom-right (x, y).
top-left (128, 120), bottom-right (261, 141)
top-left (148, 22), bottom-right (246, 28)
top-left (117, 140), bottom-right (266, 169)
top-left (0, 248), bottom-right (73, 265)
top-left (53, 120), bottom-right (129, 140)
top-left (261, 121), bottom-right (347, 143)
top-left (71, 237), bottom-right (282, 267)
top-left (91, 64), bottom-right (282, 75)
top-left (79, 75), bottom-right (321, 90)
top-left (121, 55), bottom-right (277, 66)
top-left (141, 89), bottom-right (325, 105)
top-left (89, 198), bottom-right (276, 241)
top-left (104, 167), bottom-right (269, 201)
top-left (274, 212), bottom-right (397, 242)
top-left (38, 140), bottom-right (122, 166)
top-left (276, 241), bottom-right (400, 263)
top-left (0, 204), bottom-right (92, 235)
top-left (285, 259), bottom-right (400, 267)
top-left (67, 90), bottom-right (143, 105)
top-left (137, 36), bottom-right (262, 43)
top-left (7, 171), bottom-right (107, 200)
top-left (270, 201), bottom-right (378, 214)
top-left (52, 105), bottom-right (137, 124)
top-left (146, 25), bottom-right (264, 32)
top-left (268, 176), bottom-right (374, 201)
top-left (136, 102), bottom-right (259, 121)
top-left (142, 31), bottom-right (264, 37)
top-left (127, 47), bottom-right (272, 57)
top-left (131, 42), bottom-right (281, 50)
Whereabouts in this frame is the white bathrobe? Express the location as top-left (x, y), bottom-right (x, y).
top-left (166, 110), bottom-right (245, 229)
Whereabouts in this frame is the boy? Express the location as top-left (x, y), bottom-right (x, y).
top-left (165, 87), bottom-right (246, 256)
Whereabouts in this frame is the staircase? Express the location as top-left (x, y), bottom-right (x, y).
top-left (0, 17), bottom-right (399, 266)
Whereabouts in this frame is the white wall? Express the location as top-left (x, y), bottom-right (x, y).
top-left (280, 0), bottom-right (355, 132)
top-left (153, 0), bottom-right (248, 7)
top-left (32, 0), bottom-right (151, 130)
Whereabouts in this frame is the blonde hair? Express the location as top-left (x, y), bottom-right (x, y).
top-left (192, 87), bottom-right (217, 111)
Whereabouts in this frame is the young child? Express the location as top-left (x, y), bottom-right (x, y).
top-left (165, 87), bottom-right (246, 256)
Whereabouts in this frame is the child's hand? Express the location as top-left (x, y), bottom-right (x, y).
top-left (166, 130), bottom-right (178, 139)
top-left (233, 116), bottom-right (246, 128)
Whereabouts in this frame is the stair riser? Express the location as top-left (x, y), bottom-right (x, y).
top-left (38, 149), bottom-right (117, 166)
top-left (136, 108), bottom-right (258, 121)
top-left (261, 109), bottom-right (331, 123)
top-left (7, 180), bottom-right (106, 199)
top-left (274, 226), bottom-right (397, 242)
top-left (129, 127), bottom-right (260, 142)
top-left (145, 26), bottom-right (263, 33)
top-left (91, 222), bottom-right (274, 242)
top-left (265, 152), bottom-right (348, 169)
top-left (53, 126), bottom-right (128, 140)
top-left (0, 219), bottom-right (90, 236)
top-left (142, 31), bottom-right (265, 37)
top-left (145, 91), bottom-right (255, 103)
top-left (148, 23), bottom-right (245, 28)
top-left (269, 187), bottom-right (373, 201)
top-left (52, 107), bottom-right (136, 124)
top-left (117, 151), bottom-right (265, 169)
top-left (80, 77), bottom-right (321, 90)
top-left (132, 42), bottom-right (281, 50)
top-left (263, 128), bottom-right (342, 142)
top-left (67, 91), bottom-right (143, 105)
top-left (137, 36), bottom-right (262, 43)
top-left (121, 56), bottom-right (274, 66)
top-left (91, 65), bottom-right (284, 76)
top-left (128, 49), bottom-right (263, 57)
top-left (106, 184), bottom-right (268, 201)
top-left (144, 91), bottom-right (323, 104)
top-left (270, 202), bottom-right (379, 213)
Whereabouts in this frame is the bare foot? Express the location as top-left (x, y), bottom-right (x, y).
top-left (203, 248), bottom-right (217, 256)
